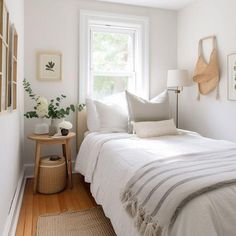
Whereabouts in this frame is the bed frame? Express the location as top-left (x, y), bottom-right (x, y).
top-left (76, 110), bottom-right (88, 151)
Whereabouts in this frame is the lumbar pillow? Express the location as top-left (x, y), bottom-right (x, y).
top-left (125, 90), bottom-right (170, 132)
top-left (133, 119), bottom-right (178, 138)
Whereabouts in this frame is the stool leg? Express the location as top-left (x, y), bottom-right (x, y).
top-left (62, 144), bottom-right (68, 177)
top-left (65, 140), bottom-right (73, 188)
top-left (34, 142), bottom-right (41, 193)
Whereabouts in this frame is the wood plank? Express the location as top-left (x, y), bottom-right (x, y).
top-left (31, 193), bottom-right (40, 236)
top-left (23, 180), bottom-right (34, 236)
top-left (15, 181), bottom-right (29, 236)
top-left (16, 174), bottom-right (98, 236)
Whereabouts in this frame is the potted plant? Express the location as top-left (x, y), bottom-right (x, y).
top-left (23, 79), bottom-right (84, 136)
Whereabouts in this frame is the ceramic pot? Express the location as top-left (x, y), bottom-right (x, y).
top-left (61, 128), bottom-right (69, 136)
top-left (34, 118), bottom-right (49, 134)
top-left (49, 118), bottom-right (62, 136)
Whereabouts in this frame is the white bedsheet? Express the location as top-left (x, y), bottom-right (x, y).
top-left (75, 131), bottom-right (236, 236)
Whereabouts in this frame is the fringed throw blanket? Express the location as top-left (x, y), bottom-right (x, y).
top-left (121, 149), bottom-right (236, 236)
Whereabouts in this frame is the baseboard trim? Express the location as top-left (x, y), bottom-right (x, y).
top-left (3, 167), bottom-right (26, 236)
top-left (24, 163), bottom-right (34, 178)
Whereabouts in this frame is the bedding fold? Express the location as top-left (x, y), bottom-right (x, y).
top-left (121, 148), bottom-right (236, 236)
top-left (75, 132), bottom-right (132, 182)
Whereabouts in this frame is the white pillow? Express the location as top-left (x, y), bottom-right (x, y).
top-left (86, 98), bottom-right (100, 132)
top-left (133, 119), bottom-right (178, 138)
top-left (102, 92), bottom-right (128, 113)
top-left (94, 101), bottom-right (128, 132)
top-left (86, 93), bottom-right (128, 132)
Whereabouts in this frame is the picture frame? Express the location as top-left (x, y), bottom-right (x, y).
top-left (0, 0), bottom-right (10, 112)
top-left (7, 24), bottom-right (18, 111)
top-left (228, 53), bottom-right (236, 100)
top-left (37, 51), bottom-right (62, 81)
top-left (7, 23), bottom-right (12, 110)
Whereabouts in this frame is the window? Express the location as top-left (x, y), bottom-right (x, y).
top-left (80, 11), bottom-right (149, 102)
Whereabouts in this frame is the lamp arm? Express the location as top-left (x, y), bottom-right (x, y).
top-left (167, 88), bottom-right (181, 128)
top-left (167, 88), bottom-right (181, 93)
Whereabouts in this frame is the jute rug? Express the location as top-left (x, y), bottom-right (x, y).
top-left (36, 207), bottom-right (116, 236)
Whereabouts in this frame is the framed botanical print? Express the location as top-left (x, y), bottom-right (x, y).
top-left (37, 52), bottom-right (62, 81)
top-left (228, 53), bottom-right (236, 100)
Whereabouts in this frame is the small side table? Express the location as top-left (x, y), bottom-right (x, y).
top-left (28, 132), bottom-right (76, 193)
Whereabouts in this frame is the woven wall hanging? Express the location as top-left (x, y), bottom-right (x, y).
top-left (193, 36), bottom-right (220, 100)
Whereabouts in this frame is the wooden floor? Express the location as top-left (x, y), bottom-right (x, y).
top-left (16, 174), bottom-right (97, 236)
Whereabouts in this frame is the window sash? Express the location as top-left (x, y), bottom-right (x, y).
top-left (92, 72), bottom-right (135, 77)
top-left (90, 26), bottom-right (136, 73)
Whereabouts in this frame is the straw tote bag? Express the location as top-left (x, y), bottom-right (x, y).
top-left (193, 36), bottom-right (220, 100)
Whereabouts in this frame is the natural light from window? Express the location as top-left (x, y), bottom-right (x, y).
top-left (91, 28), bottom-right (135, 99)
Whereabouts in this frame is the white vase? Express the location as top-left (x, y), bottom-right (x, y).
top-left (49, 118), bottom-right (63, 136)
top-left (34, 118), bottom-right (49, 134)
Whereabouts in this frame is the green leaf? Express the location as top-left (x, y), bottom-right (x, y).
top-left (24, 111), bottom-right (38, 119)
top-left (23, 79), bottom-right (38, 101)
top-left (70, 104), bottom-right (75, 112)
top-left (78, 103), bottom-right (86, 112)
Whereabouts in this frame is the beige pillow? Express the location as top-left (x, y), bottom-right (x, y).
top-left (126, 90), bottom-right (170, 122)
top-left (133, 119), bottom-right (178, 138)
top-left (125, 90), bottom-right (170, 133)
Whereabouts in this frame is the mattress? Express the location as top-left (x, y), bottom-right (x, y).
top-left (75, 130), bottom-right (236, 236)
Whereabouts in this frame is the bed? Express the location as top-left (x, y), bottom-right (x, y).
top-left (75, 111), bottom-right (236, 236)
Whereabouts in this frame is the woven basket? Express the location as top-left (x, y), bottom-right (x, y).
top-left (38, 155), bottom-right (66, 194)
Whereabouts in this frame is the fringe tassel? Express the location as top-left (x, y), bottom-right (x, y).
top-left (135, 207), bottom-right (146, 230)
top-left (120, 189), bottom-right (132, 203)
top-left (144, 222), bottom-right (162, 236)
top-left (140, 215), bottom-right (153, 234)
top-left (122, 191), bottom-right (163, 236)
top-left (124, 197), bottom-right (138, 217)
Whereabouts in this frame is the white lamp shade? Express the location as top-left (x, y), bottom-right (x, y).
top-left (167, 69), bottom-right (190, 88)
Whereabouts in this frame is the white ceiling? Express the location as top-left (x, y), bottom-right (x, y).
top-left (96, 0), bottom-right (196, 10)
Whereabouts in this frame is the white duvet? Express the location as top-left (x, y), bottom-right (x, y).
top-left (75, 131), bottom-right (236, 236)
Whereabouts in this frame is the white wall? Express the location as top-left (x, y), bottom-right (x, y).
top-left (0, 0), bottom-right (24, 234)
top-left (178, 0), bottom-right (236, 141)
top-left (24, 0), bottom-right (177, 166)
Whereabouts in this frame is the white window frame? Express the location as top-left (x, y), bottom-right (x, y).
top-left (79, 10), bottom-right (149, 102)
